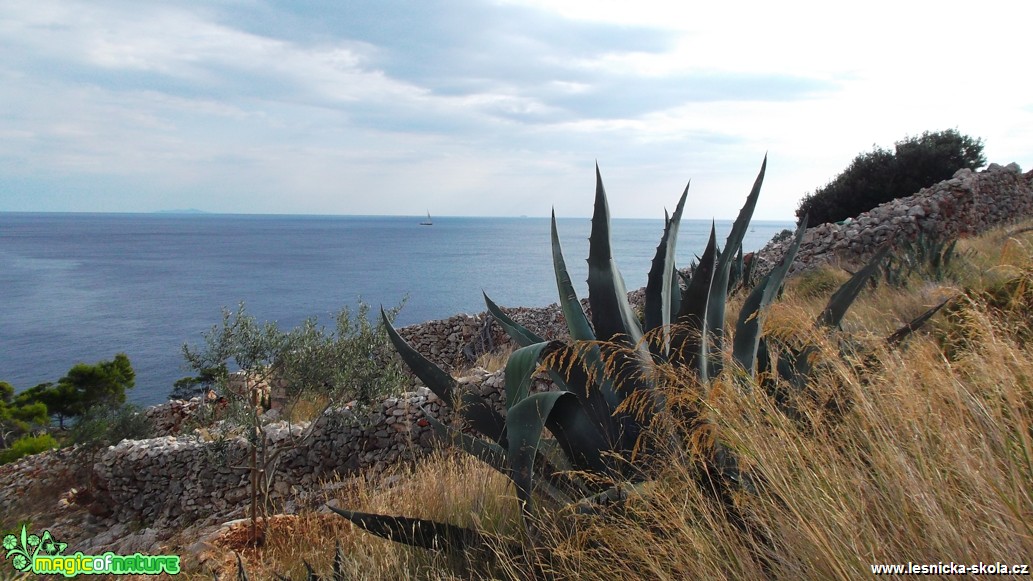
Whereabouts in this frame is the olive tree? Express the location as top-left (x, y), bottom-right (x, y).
top-left (182, 299), bottom-right (408, 544)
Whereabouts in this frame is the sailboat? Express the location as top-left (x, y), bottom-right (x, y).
top-left (420, 211), bottom-right (433, 226)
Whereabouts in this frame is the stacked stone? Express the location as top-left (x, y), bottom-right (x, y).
top-left (144, 397), bottom-right (210, 435)
top-left (0, 447), bottom-right (77, 517)
top-left (87, 361), bottom-right (570, 528)
top-left (753, 163), bottom-right (1032, 276)
top-left (394, 303), bottom-right (574, 373)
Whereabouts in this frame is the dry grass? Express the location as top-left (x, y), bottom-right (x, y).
top-left (202, 220), bottom-right (1033, 579)
top-left (464, 345), bottom-right (516, 375)
top-left (197, 451), bottom-right (520, 579)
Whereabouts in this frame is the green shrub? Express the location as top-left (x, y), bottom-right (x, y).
top-left (768, 228), bottom-right (795, 246)
top-left (796, 130), bottom-right (985, 226)
top-left (69, 403), bottom-right (154, 450)
top-left (0, 433), bottom-right (58, 465)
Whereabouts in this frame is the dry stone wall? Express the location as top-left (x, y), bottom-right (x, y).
top-left (93, 367), bottom-right (557, 527)
top-left (754, 163), bottom-right (1033, 275)
top-left (394, 305), bottom-right (572, 373)
top-left (15, 162), bottom-right (1033, 530)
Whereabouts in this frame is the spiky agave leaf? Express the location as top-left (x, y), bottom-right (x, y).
top-left (331, 507), bottom-right (492, 552)
top-left (483, 292), bottom-right (545, 348)
top-left (817, 246), bottom-right (890, 329)
top-left (551, 210), bottom-right (595, 342)
top-left (425, 406), bottom-right (584, 507)
top-left (644, 182), bottom-right (690, 355)
top-left (587, 165), bottom-right (643, 346)
top-left (423, 409), bottom-right (509, 476)
top-left (459, 391), bottom-right (508, 445)
top-left (670, 224), bottom-right (719, 379)
top-left (551, 211), bottom-right (622, 416)
top-left (706, 156), bottom-right (767, 376)
top-left (381, 307), bottom-right (457, 405)
top-left (382, 308), bottom-right (508, 443)
top-left (507, 391), bottom-right (610, 518)
top-left (886, 296), bottom-right (952, 345)
top-left (732, 217), bottom-right (807, 377)
top-left (505, 341), bottom-right (564, 409)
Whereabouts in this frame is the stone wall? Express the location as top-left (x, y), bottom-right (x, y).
top-left (15, 162), bottom-right (1033, 530)
top-left (92, 367), bottom-right (557, 527)
top-left (754, 163), bottom-right (1033, 275)
top-left (394, 305), bottom-right (573, 373)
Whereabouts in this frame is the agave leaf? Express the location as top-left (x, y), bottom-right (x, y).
top-left (543, 343), bottom-right (619, 444)
top-left (711, 441), bottom-right (756, 495)
top-left (552, 208), bottom-right (625, 410)
top-left (381, 307), bottom-right (456, 406)
top-left (551, 210), bottom-right (595, 342)
top-left (331, 507), bottom-right (490, 552)
top-left (505, 341), bottom-right (564, 409)
top-left (587, 165), bottom-right (643, 346)
top-left (333, 541), bottom-right (345, 581)
top-left (731, 245), bottom-right (745, 291)
top-left (817, 245), bottom-right (890, 329)
top-left (382, 307), bottom-right (506, 444)
top-left (429, 407), bottom-right (585, 507)
top-left (644, 182), bottom-right (690, 353)
top-left (706, 156), bottom-right (767, 375)
top-left (671, 223), bottom-right (718, 379)
top-left (483, 292), bottom-right (545, 347)
top-left (507, 391), bottom-right (609, 516)
top-left (886, 296), bottom-right (952, 345)
top-left (732, 217), bottom-right (807, 377)
top-left (424, 408), bottom-right (509, 476)
top-left (459, 392), bottom-right (507, 445)
top-left (669, 259), bottom-right (682, 325)
top-left (742, 249), bottom-right (756, 288)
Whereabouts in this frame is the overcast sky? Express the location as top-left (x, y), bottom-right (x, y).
top-left (1, 0), bottom-right (1029, 219)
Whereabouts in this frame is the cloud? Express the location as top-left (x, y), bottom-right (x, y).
top-left (0, 0), bottom-right (1030, 219)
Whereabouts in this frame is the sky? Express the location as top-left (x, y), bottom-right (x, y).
top-left (0, 0), bottom-right (1030, 220)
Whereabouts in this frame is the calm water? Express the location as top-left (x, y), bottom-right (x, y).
top-left (0, 213), bottom-right (792, 406)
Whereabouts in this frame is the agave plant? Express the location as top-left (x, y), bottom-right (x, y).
top-left (330, 157), bottom-right (910, 559)
top-left (327, 159), bottom-right (762, 540)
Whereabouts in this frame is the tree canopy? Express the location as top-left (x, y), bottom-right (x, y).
top-left (796, 129), bottom-right (986, 226)
top-left (13, 353), bottom-right (136, 429)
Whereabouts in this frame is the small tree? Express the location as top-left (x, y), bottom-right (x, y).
top-left (16, 355), bottom-right (136, 429)
top-left (169, 365), bottom-right (227, 401)
top-left (182, 300), bottom-right (408, 544)
top-left (0, 382), bottom-right (49, 448)
top-left (796, 129), bottom-right (986, 226)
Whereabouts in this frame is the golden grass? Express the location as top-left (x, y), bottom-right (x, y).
top-left (462, 345), bottom-right (516, 375)
top-left (196, 451), bottom-right (520, 579)
top-left (202, 219), bottom-right (1033, 579)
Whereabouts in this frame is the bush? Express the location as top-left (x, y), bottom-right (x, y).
top-left (69, 403), bottom-right (154, 450)
top-left (0, 433), bottom-right (58, 465)
top-left (796, 129), bottom-right (985, 226)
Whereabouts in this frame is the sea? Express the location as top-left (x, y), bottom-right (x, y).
top-left (0, 213), bottom-right (794, 407)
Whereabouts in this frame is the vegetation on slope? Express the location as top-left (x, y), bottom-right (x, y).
top-left (208, 219), bottom-right (1033, 577)
top-left (795, 129), bottom-right (986, 226)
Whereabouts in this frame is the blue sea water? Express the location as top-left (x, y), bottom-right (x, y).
top-left (0, 213), bottom-right (793, 407)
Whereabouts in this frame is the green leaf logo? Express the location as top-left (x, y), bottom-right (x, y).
top-left (3, 526), bottom-right (66, 573)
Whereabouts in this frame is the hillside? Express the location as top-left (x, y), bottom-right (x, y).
top-left (3, 163), bottom-right (1033, 579)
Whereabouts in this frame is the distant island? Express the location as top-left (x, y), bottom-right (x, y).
top-left (153, 209), bottom-right (210, 215)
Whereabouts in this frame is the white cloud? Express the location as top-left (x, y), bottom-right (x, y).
top-left (0, 0), bottom-right (1029, 219)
